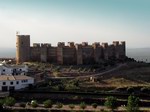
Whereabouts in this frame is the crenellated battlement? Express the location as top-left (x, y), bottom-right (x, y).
top-left (92, 42), bottom-right (100, 48)
top-left (31, 41), bottom-right (125, 49)
top-left (68, 42), bottom-right (75, 48)
top-left (33, 43), bottom-right (40, 47)
top-left (58, 42), bottom-right (65, 47)
top-left (16, 34), bottom-right (126, 64)
top-left (113, 41), bottom-right (119, 46)
top-left (102, 43), bottom-right (108, 48)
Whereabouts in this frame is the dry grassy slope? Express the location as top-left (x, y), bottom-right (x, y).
top-left (96, 62), bottom-right (150, 87)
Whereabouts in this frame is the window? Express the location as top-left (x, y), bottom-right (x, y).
top-left (10, 82), bottom-right (13, 85)
top-left (16, 81), bottom-right (19, 84)
top-left (3, 69), bottom-right (5, 72)
top-left (3, 82), bottom-right (6, 85)
top-left (20, 69), bottom-right (22, 71)
top-left (21, 80), bottom-right (28, 83)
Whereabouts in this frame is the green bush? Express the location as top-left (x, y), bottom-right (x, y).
top-left (4, 97), bottom-right (16, 106)
top-left (55, 102), bottom-right (63, 108)
top-left (92, 103), bottom-right (97, 108)
top-left (104, 96), bottom-right (117, 111)
top-left (0, 99), bottom-right (4, 107)
top-left (126, 95), bottom-right (139, 112)
top-left (80, 102), bottom-right (86, 110)
top-left (65, 84), bottom-right (78, 91)
top-left (43, 100), bottom-right (53, 108)
top-left (69, 104), bottom-right (75, 109)
top-left (31, 100), bottom-right (38, 108)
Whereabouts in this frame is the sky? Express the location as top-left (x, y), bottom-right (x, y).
top-left (0, 0), bottom-right (150, 48)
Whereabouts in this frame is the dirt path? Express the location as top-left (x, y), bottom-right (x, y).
top-left (5, 104), bottom-right (150, 112)
top-left (47, 63), bottom-right (126, 79)
top-left (77, 63), bottom-right (126, 78)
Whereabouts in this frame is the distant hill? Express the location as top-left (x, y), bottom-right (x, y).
top-left (127, 48), bottom-right (150, 63)
top-left (0, 48), bottom-right (15, 58)
top-left (0, 47), bottom-right (149, 63)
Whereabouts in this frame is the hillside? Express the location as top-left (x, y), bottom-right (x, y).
top-left (127, 48), bottom-right (150, 63)
top-left (93, 62), bottom-right (150, 88)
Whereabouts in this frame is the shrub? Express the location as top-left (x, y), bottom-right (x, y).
top-left (43, 100), bottom-right (53, 108)
top-left (31, 100), bottom-right (38, 108)
top-left (55, 102), bottom-right (63, 108)
top-left (0, 99), bottom-right (4, 108)
top-left (92, 103), bottom-right (97, 108)
top-left (65, 84), bottom-right (78, 91)
top-left (104, 96), bottom-right (117, 111)
top-left (0, 99), bottom-right (4, 105)
top-left (80, 102), bottom-right (86, 110)
top-left (4, 97), bottom-right (16, 106)
top-left (126, 95), bottom-right (139, 112)
top-left (69, 104), bottom-right (75, 110)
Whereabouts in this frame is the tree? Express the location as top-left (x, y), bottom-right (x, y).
top-left (55, 102), bottom-right (63, 108)
top-left (92, 103), bottom-right (98, 108)
top-left (31, 100), bottom-right (38, 107)
top-left (0, 99), bottom-right (4, 109)
top-left (104, 96), bottom-right (117, 111)
top-left (69, 104), bottom-right (75, 110)
top-left (43, 100), bottom-right (53, 108)
top-left (126, 95), bottom-right (139, 112)
top-left (4, 97), bottom-right (16, 106)
top-left (80, 102), bottom-right (86, 110)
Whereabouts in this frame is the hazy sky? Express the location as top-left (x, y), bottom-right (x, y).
top-left (0, 0), bottom-right (150, 48)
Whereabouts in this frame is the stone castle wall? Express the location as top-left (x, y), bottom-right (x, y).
top-left (16, 35), bottom-right (126, 64)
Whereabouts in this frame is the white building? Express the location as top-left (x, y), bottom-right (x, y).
top-left (0, 75), bottom-right (34, 91)
top-left (0, 62), bottom-right (34, 91)
top-left (0, 63), bottom-right (28, 75)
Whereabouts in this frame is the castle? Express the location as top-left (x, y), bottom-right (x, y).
top-left (16, 34), bottom-right (126, 65)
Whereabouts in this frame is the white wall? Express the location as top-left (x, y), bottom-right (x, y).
top-left (0, 66), bottom-right (12, 75)
top-left (0, 78), bottom-right (34, 91)
top-left (0, 64), bottom-right (28, 75)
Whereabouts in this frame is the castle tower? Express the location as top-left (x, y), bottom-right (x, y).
top-left (120, 41), bottom-right (126, 58)
top-left (102, 43), bottom-right (109, 60)
top-left (16, 34), bottom-right (30, 64)
top-left (75, 44), bottom-right (83, 65)
top-left (93, 42), bottom-right (103, 63)
top-left (57, 42), bottom-right (65, 64)
top-left (40, 44), bottom-right (48, 62)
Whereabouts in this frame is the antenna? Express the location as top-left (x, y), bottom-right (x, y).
top-left (16, 31), bottom-right (20, 35)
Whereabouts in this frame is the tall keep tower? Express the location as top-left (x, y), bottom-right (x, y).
top-left (16, 34), bottom-right (30, 64)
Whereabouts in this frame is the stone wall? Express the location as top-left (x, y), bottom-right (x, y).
top-left (16, 35), bottom-right (126, 64)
